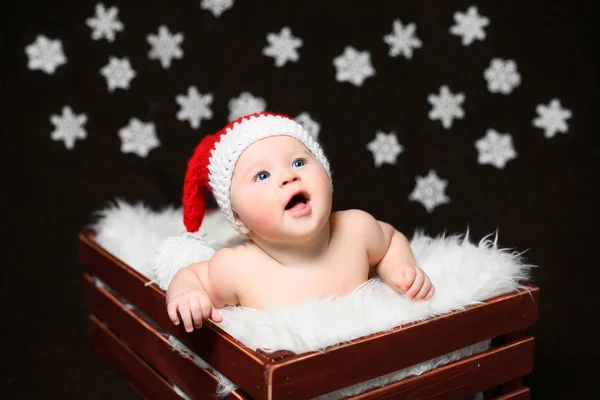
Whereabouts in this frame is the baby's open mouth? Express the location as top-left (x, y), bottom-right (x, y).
top-left (285, 192), bottom-right (309, 211)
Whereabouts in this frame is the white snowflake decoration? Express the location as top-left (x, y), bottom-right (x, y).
top-left (86, 3), bottom-right (124, 42)
top-left (383, 19), bottom-right (422, 59)
top-left (200, 0), bottom-right (234, 17)
top-left (147, 25), bottom-right (184, 69)
top-left (533, 99), bottom-right (572, 138)
top-left (409, 170), bottom-right (450, 213)
top-left (25, 35), bottom-right (67, 74)
top-left (295, 112), bottom-right (321, 140)
top-left (118, 118), bottom-right (160, 158)
top-left (484, 58), bottom-right (521, 94)
top-left (262, 27), bottom-right (303, 67)
top-left (333, 46), bottom-right (376, 87)
top-left (449, 6), bottom-right (489, 46)
top-left (366, 131), bottom-right (404, 167)
top-left (428, 85), bottom-right (465, 129)
top-left (175, 86), bottom-right (214, 129)
top-left (228, 92), bottom-right (267, 122)
top-left (475, 129), bottom-right (517, 169)
top-left (50, 106), bottom-right (88, 149)
top-left (100, 56), bottom-right (136, 92)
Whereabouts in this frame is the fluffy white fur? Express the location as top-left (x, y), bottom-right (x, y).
top-left (90, 200), bottom-right (533, 399)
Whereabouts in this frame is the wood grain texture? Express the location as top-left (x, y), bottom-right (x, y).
top-left (85, 274), bottom-right (248, 400)
top-left (88, 314), bottom-right (182, 400)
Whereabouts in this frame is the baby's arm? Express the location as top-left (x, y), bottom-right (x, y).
top-left (345, 210), bottom-right (434, 300)
top-left (166, 248), bottom-right (240, 332)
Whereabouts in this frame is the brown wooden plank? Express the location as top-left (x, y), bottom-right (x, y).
top-left (267, 286), bottom-right (539, 399)
top-left (344, 337), bottom-right (534, 400)
top-left (88, 314), bottom-right (182, 400)
top-left (492, 387), bottom-right (531, 400)
top-left (84, 274), bottom-right (249, 400)
top-left (79, 231), bottom-right (267, 399)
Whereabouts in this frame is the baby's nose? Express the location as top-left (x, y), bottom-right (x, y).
top-left (280, 171), bottom-right (299, 186)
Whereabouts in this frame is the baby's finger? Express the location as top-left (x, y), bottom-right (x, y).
top-left (405, 268), bottom-right (424, 298)
top-left (167, 302), bottom-right (180, 325)
top-left (400, 266), bottom-right (417, 291)
top-left (414, 278), bottom-right (432, 300)
top-left (178, 301), bottom-right (194, 333)
top-left (425, 285), bottom-right (436, 300)
top-left (199, 294), bottom-right (212, 321)
top-left (188, 297), bottom-right (204, 329)
top-left (211, 306), bottom-right (223, 323)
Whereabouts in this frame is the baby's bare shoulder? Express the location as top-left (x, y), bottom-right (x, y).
top-left (331, 209), bottom-right (379, 231)
top-left (209, 244), bottom-right (264, 273)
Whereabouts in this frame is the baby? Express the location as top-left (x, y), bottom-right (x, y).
top-left (166, 112), bottom-right (434, 332)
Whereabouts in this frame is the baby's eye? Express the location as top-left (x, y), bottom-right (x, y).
top-left (292, 158), bottom-right (305, 168)
top-left (255, 171), bottom-right (270, 181)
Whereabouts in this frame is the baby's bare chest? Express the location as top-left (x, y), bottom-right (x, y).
top-left (238, 244), bottom-right (370, 308)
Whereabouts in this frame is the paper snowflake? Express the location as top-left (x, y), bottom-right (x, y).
top-left (25, 35), bottom-right (67, 74)
top-left (449, 6), bottom-right (489, 46)
top-left (200, 0), bottom-right (234, 17)
top-left (533, 99), bottom-right (572, 138)
top-left (50, 106), bottom-right (88, 149)
top-left (484, 58), bottom-right (521, 94)
top-left (262, 27), bottom-right (303, 67)
top-left (228, 92), bottom-right (267, 122)
top-left (86, 3), bottom-right (124, 42)
top-left (366, 131), bottom-right (404, 167)
top-left (100, 56), bottom-right (136, 92)
top-left (428, 85), bottom-right (465, 129)
top-left (409, 170), bottom-right (450, 213)
top-left (333, 46), bottom-right (375, 87)
top-left (147, 25), bottom-right (184, 69)
top-left (475, 129), bottom-right (517, 169)
top-left (175, 86), bottom-right (214, 129)
top-left (118, 118), bottom-right (160, 158)
top-left (295, 112), bottom-right (321, 140)
top-left (383, 19), bottom-right (422, 59)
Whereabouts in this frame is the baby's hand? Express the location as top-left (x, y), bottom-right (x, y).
top-left (389, 264), bottom-right (435, 301)
top-left (167, 289), bottom-right (223, 332)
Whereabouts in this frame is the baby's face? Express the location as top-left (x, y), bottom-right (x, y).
top-left (230, 136), bottom-right (332, 241)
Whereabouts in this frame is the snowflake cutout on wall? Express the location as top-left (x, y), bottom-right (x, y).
top-left (262, 27), bottom-right (303, 67)
top-left (50, 106), bottom-right (88, 149)
top-left (200, 0), bottom-right (234, 17)
top-left (428, 85), bottom-right (465, 129)
top-left (484, 58), bottom-right (521, 94)
top-left (175, 86), bottom-right (213, 129)
top-left (383, 19), bottom-right (422, 59)
top-left (228, 92), bottom-right (267, 122)
top-left (25, 35), bottom-right (67, 74)
top-left (118, 118), bottom-right (160, 158)
top-left (366, 131), bottom-right (404, 167)
top-left (409, 170), bottom-right (450, 213)
top-left (295, 112), bottom-right (321, 140)
top-left (533, 99), bottom-right (572, 138)
top-left (333, 46), bottom-right (376, 87)
top-left (100, 56), bottom-right (136, 92)
top-left (86, 3), bottom-right (124, 42)
top-left (449, 6), bottom-right (489, 46)
top-left (147, 25), bottom-right (184, 69)
top-left (475, 129), bottom-right (517, 169)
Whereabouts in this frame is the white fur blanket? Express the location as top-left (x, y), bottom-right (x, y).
top-left (90, 200), bottom-right (533, 399)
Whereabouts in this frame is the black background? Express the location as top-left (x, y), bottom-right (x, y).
top-left (2, 1), bottom-right (598, 399)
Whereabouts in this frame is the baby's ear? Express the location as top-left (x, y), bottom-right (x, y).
top-left (233, 213), bottom-right (250, 235)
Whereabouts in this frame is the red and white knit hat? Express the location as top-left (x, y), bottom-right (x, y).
top-left (182, 112), bottom-right (332, 233)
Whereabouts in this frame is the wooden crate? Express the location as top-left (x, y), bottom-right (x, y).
top-left (79, 231), bottom-right (539, 400)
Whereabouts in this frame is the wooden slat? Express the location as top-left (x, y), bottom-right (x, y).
top-left (267, 286), bottom-right (539, 399)
top-left (79, 231), bottom-right (267, 399)
top-left (84, 273), bottom-right (248, 400)
top-left (344, 337), bottom-right (534, 400)
top-left (88, 314), bottom-right (182, 400)
top-left (493, 387), bottom-right (531, 400)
